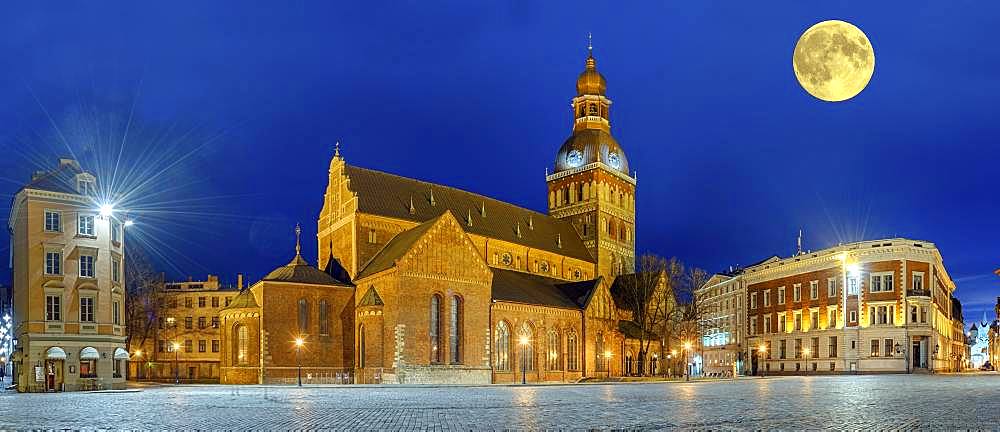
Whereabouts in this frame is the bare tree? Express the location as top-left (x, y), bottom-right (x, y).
top-left (124, 243), bottom-right (164, 355)
top-left (618, 254), bottom-right (669, 376)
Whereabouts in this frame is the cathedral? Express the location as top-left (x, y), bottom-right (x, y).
top-left (219, 47), bottom-right (662, 384)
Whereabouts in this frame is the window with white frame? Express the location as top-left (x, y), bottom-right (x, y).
top-left (778, 286), bottom-right (786, 304)
top-left (78, 214), bottom-right (95, 236)
top-left (827, 308), bottom-right (837, 329)
top-left (45, 294), bottom-right (61, 321)
top-left (849, 310), bottom-right (858, 324)
top-left (750, 292), bottom-right (757, 310)
top-left (79, 254), bottom-right (95, 278)
top-left (827, 278), bottom-right (836, 297)
top-left (764, 314), bottom-right (772, 333)
top-left (912, 272), bottom-right (924, 291)
top-left (112, 256), bottom-right (121, 283)
top-left (763, 289), bottom-right (770, 307)
top-left (810, 281), bottom-right (819, 300)
top-left (45, 251), bottom-right (62, 275)
top-left (77, 178), bottom-right (96, 195)
top-left (44, 210), bottom-right (62, 232)
top-left (794, 312), bottom-right (802, 331)
top-left (793, 284), bottom-right (801, 302)
top-left (870, 272), bottom-right (894, 293)
top-left (111, 220), bottom-right (121, 243)
top-left (80, 297), bottom-right (95, 322)
top-left (810, 310), bottom-right (819, 330)
top-left (778, 312), bottom-right (786, 333)
top-left (847, 277), bottom-right (859, 295)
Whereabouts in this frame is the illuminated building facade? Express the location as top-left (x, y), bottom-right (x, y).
top-left (216, 47), bottom-right (658, 384)
top-left (745, 238), bottom-right (966, 374)
top-left (8, 159), bottom-right (129, 391)
top-left (130, 275), bottom-right (240, 382)
top-left (696, 270), bottom-right (746, 376)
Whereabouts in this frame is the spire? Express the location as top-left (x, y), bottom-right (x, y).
top-left (556, 233), bottom-right (562, 249)
top-left (466, 208), bottom-right (473, 227)
top-left (429, 188), bottom-right (436, 206)
top-left (409, 195), bottom-right (416, 214)
top-left (528, 215), bottom-right (534, 230)
top-left (480, 201), bottom-right (486, 217)
top-left (295, 223), bottom-right (302, 256)
top-left (334, 141), bottom-right (340, 158)
top-left (515, 221), bottom-right (522, 238)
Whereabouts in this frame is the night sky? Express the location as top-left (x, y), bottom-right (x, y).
top-left (1, 2), bottom-right (997, 322)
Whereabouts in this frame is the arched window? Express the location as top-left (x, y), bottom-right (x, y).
top-left (519, 323), bottom-right (534, 371)
top-left (318, 300), bottom-right (329, 335)
top-left (358, 324), bottom-right (366, 369)
top-left (546, 329), bottom-right (561, 371)
top-left (625, 350), bottom-right (634, 376)
top-left (449, 296), bottom-right (462, 364)
top-left (430, 294), bottom-right (442, 363)
top-left (236, 324), bottom-right (248, 365)
top-left (496, 321), bottom-right (510, 371)
top-left (567, 331), bottom-right (579, 371)
top-left (297, 299), bottom-right (309, 334)
top-left (596, 332), bottom-right (605, 371)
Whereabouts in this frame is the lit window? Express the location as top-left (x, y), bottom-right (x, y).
top-left (546, 330), bottom-right (560, 371)
top-left (236, 325), bottom-right (248, 364)
top-left (566, 331), bottom-right (579, 371)
top-left (519, 323), bottom-right (534, 371)
top-left (495, 321), bottom-right (510, 371)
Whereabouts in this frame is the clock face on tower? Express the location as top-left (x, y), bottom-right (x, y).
top-left (566, 149), bottom-right (583, 167)
top-left (607, 152), bottom-right (621, 169)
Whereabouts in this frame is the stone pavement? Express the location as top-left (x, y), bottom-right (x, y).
top-left (2, 374), bottom-right (999, 430)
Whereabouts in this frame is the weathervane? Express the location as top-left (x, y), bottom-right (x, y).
top-left (295, 223), bottom-right (302, 256)
top-left (334, 141), bottom-right (341, 157)
top-left (587, 32), bottom-right (593, 54)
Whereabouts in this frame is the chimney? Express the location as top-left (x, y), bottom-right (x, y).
top-left (237, 273), bottom-right (244, 290)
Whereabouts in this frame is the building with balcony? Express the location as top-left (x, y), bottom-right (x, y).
top-left (744, 238), bottom-right (965, 374)
top-left (8, 159), bottom-right (129, 391)
top-left (695, 268), bottom-right (746, 376)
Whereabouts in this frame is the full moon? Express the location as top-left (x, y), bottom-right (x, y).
top-left (793, 20), bottom-right (875, 102)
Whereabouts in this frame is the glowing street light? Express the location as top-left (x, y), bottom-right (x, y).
top-left (518, 335), bottom-right (530, 385)
top-left (99, 204), bottom-right (115, 218)
top-left (604, 351), bottom-right (613, 379)
top-left (294, 337), bottom-right (305, 387)
top-left (803, 347), bottom-right (812, 374)
top-left (172, 342), bottom-right (181, 384)
top-left (758, 344), bottom-right (768, 377)
top-left (683, 341), bottom-right (694, 381)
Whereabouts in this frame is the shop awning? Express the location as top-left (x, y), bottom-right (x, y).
top-left (45, 347), bottom-right (67, 360)
top-left (114, 347), bottom-right (130, 360)
top-left (79, 347), bottom-right (100, 360)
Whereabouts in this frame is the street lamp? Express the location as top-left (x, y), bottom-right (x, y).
top-left (294, 338), bottom-right (305, 387)
top-left (604, 351), bottom-right (612, 379)
top-left (518, 335), bottom-right (530, 384)
top-left (683, 341), bottom-right (693, 381)
top-left (802, 347), bottom-right (811, 375)
top-left (132, 350), bottom-right (143, 380)
top-left (757, 344), bottom-right (767, 377)
top-left (172, 342), bottom-right (181, 384)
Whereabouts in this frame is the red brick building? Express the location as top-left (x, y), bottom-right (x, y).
top-left (216, 48), bottom-right (665, 384)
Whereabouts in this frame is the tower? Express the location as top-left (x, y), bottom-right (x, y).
top-left (546, 41), bottom-right (637, 280)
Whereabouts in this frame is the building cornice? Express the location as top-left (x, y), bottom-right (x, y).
top-left (546, 162), bottom-right (636, 186)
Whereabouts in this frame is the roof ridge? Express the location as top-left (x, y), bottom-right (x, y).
top-left (347, 164), bottom-right (555, 219)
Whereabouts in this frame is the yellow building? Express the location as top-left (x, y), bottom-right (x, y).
top-left (130, 275), bottom-right (240, 382)
top-left (8, 159), bottom-right (129, 391)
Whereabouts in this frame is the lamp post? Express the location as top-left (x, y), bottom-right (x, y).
top-left (758, 344), bottom-right (767, 377)
top-left (294, 338), bottom-right (304, 387)
top-left (683, 341), bottom-right (693, 381)
top-left (604, 351), bottom-right (612, 379)
top-left (518, 335), bottom-right (529, 384)
top-left (172, 342), bottom-right (181, 384)
top-left (132, 350), bottom-right (143, 380)
top-left (802, 347), bottom-right (811, 375)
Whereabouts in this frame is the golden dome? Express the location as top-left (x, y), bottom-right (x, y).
top-left (576, 54), bottom-right (606, 96)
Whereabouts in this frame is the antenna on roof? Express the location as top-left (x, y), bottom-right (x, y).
top-left (796, 228), bottom-right (803, 255)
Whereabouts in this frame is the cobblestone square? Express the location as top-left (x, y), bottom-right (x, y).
top-left (2, 374), bottom-right (999, 430)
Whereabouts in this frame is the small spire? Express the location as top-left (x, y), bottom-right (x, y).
top-left (409, 196), bottom-right (415, 214)
top-left (480, 201), bottom-right (486, 217)
top-left (515, 221), bottom-right (522, 238)
top-left (556, 233), bottom-right (562, 249)
top-left (294, 223), bottom-right (302, 256)
top-left (587, 32), bottom-right (593, 55)
top-left (429, 188), bottom-right (436, 206)
top-left (466, 208), bottom-right (473, 227)
top-left (528, 215), bottom-right (534, 230)
top-left (334, 141), bottom-right (341, 158)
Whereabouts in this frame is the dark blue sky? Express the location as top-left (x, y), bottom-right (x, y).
top-left (1, 2), bottom-right (997, 322)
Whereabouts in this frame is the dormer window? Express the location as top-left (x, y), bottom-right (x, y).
top-left (75, 174), bottom-right (96, 195)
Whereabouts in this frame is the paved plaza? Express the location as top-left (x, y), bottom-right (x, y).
top-left (2, 374), bottom-right (1000, 430)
